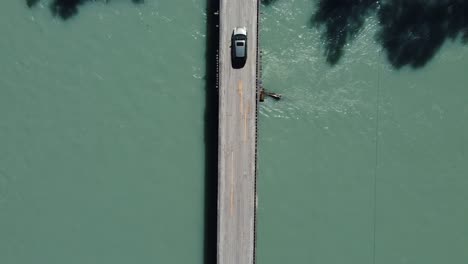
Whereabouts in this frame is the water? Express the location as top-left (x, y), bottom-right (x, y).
top-left (1, 1), bottom-right (207, 263)
top-left (1, 0), bottom-right (468, 263)
top-left (257, 1), bottom-right (468, 263)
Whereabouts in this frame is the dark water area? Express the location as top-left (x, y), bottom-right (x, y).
top-left (311, 0), bottom-right (468, 68)
top-left (261, 0), bottom-right (279, 5)
top-left (27, 0), bottom-right (143, 19)
top-left (378, 0), bottom-right (468, 68)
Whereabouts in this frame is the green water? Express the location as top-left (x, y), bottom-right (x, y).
top-left (257, 1), bottom-right (468, 263)
top-left (1, 0), bottom-right (468, 263)
top-left (1, 1), bottom-right (206, 263)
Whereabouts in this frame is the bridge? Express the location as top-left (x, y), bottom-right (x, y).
top-left (217, 0), bottom-right (260, 263)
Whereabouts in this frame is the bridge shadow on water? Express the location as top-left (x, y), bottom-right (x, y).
top-left (203, 0), bottom-right (219, 263)
top-left (26, 0), bottom-right (143, 20)
top-left (311, 0), bottom-right (468, 69)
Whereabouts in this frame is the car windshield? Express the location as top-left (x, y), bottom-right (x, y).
top-left (235, 35), bottom-right (246, 41)
top-left (236, 42), bottom-right (244, 46)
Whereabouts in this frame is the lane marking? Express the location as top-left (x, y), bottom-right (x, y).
top-left (244, 104), bottom-right (250, 143)
top-left (230, 152), bottom-right (234, 217)
top-left (237, 80), bottom-right (244, 114)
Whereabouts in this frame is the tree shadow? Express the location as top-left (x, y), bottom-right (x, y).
top-left (203, 0), bottom-right (219, 263)
top-left (26, 0), bottom-right (40, 7)
top-left (378, 0), bottom-right (468, 69)
top-left (26, 0), bottom-right (143, 20)
top-left (311, 0), bottom-right (378, 65)
top-left (310, 0), bottom-right (468, 69)
top-left (262, 0), bottom-right (279, 5)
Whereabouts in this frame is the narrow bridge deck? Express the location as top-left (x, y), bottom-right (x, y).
top-left (217, 0), bottom-right (259, 263)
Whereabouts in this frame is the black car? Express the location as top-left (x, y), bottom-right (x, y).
top-left (231, 27), bottom-right (247, 68)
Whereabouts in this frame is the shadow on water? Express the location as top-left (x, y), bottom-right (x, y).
top-left (378, 0), bottom-right (468, 69)
top-left (262, 0), bottom-right (279, 5)
top-left (203, 0), bottom-right (219, 263)
top-left (26, 0), bottom-right (40, 7)
top-left (310, 0), bottom-right (468, 69)
top-left (26, 0), bottom-right (143, 20)
top-left (311, 0), bottom-right (378, 65)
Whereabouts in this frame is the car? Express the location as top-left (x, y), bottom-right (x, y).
top-left (231, 27), bottom-right (247, 68)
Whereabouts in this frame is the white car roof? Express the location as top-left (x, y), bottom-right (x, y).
top-left (233, 27), bottom-right (247, 36)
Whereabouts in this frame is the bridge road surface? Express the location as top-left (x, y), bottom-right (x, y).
top-left (217, 0), bottom-right (259, 263)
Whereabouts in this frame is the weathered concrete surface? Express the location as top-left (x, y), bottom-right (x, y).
top-left (217, 0), bottom-right (258, 263)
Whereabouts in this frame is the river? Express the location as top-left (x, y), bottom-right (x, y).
top-left (1, 0), bottom-right (467, 263)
